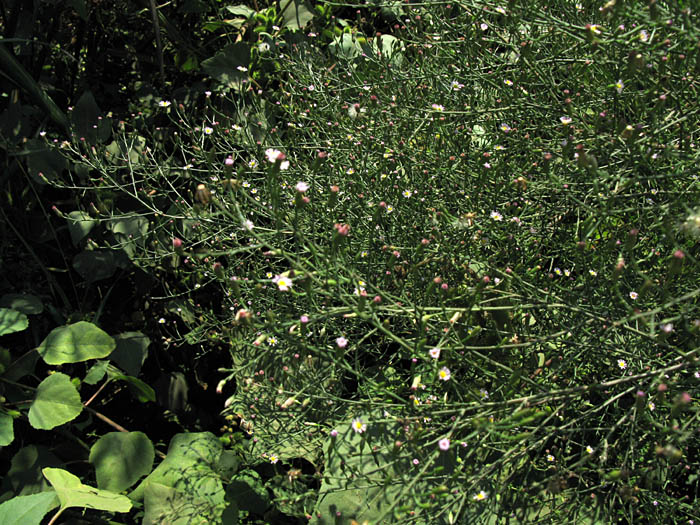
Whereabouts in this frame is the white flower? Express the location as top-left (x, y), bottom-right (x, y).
top-left (158, 100), bottom-right (171, 107)
top-left (265, 148), bottom-right (284, 163)
top-left (272, 274), bottom-right (293, 291)
top-left (351, 418), bottom-right (367, 433)
top-left (560, 116), bottom-right (572, 125)
top-left (438, 367), bottom-right (451, 381)
top-left (617, 359), bottom-right (627, 370)
top-left (429, 347), bottom-right (441, 359)
top-left (438, 438), bottom-right (450, 451)
top-left (295, 181), bottom-right (309, 192)
top-left (203, 126), bottom-right (214, 135)
top-left (473, 490), bottom-right (488, 501)
top-left (490, 210), bottom-right (503, 221)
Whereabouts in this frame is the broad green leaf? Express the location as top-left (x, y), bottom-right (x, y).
top-left (143, 483), bottom-right (209, 525)
top-left (42, 468), bottom-right (132, 513)
top-left (107, 215), bottom-right (149, 258)
top-left (66, 211), bottom-right (97, 247)
top-left (130, 432), bottom-right (224, 502)
top-left (110, 373), bottom-right (156, 403)
top-left (0, 491), bottom-right (59, 525)
top-left (89, 432), bottom-right (155, 492)
top-left (0, 411), bottom-right (14, 446)
top-left (225, 5), bottom-right (255, 17)
top-left (329, 33), bottom-right (361, 59)
top-left (280, 0), bottom-right (314, 30)
top-left (83, 360), bottom-right (110, 385)
top-left (0, 308), bottom-right (28, 336)
top-left (25, 140), bottom-right (67, 185)
top-left (111, 331), bottom-right (150, 376)
top-left (6, 445), bottom-right (62, 496)
top-left (71, 91), bottom-right (111, 144)
top-left (1, 348), bottom-right (39, 381)
top-left (72, 250), bottom-right (118, 282)
top-left (37, 321), bottom-right (115, 365)
top-left (226, 470), bottom-right (270, 515)
top-left (0, 294), bottom-right (43, 315)
top-left (28, 373), bottom-right (83, 430)
top-left (201, 43), bottom-right (250, 90)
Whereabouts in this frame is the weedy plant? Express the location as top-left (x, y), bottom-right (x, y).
top-left (2, 0), bottom-right (699, 523)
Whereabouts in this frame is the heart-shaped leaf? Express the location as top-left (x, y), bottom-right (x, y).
top-left (89, 432), bottom-right (155, 492)
top-left (66, 211), bottom-right (97, 246)
top-left (37, 321), bottom-right (115, 365)
top-left (28, 373), bottom-right (83, 430)
top-left (42, 468), bottom-right (132, 513)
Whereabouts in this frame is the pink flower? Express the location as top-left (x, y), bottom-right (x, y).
top-left (336, 337), bottom-right (348, 348)
top-left (429, 347), bottom-right (441, 359)
top-left (295, 181), bottom-right (309, 193)
top-left (439, 438), bottom-right (450, 451)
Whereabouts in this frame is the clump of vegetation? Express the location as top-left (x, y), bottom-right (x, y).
top-left (1, 0), bottom-right (698, 523)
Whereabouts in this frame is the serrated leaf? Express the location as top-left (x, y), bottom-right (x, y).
top-left (0, 491), bottom-right (59, 525)
top-left (0, 294), bottom-right (43, 315)
top-left (28, 373), bottom-right (83, 430)
top-left (42, 468), bottom-right (132, 513)
top-left (37, 321), bottom-right (115, 365)
top-left (0, 308), bottom-right (28, 336)
top-left (89, 432), bottom-right (155, 492)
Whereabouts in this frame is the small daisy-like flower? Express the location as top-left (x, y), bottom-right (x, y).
top-left (232, 124), bottom-right (242, 131)
top-left (267, 336), bottom-right (278, 346)
top-left (473, 490), bottom-right (488, 501)
top-left (438, 438), bottom-right (450, 451)
top-left (564, 269), bottom-right (571, 277)
top-left (554, 267), bottom-right (562, 276)
top-left (451, 80), bottom-right (464, 91)
top-left (429, 347), bottom-right (441, 359)
top-left (438, 367), bottom-right (451, 381)
top-left (490, 210), bottom-right (503, 221)
top-left (480, 22), bottom-right (488, 31)
top-left (402, 189), bottom-right (412, 198)
top-left (614, 79), bottom-right (624, 93)
top-left (586, 445), bottom-right (594, 454)
top-left (648, 401), bottom-right (656, 411)
top-left (639, 29), bottom-right (649, 42)
top-left (386, 205), bottom-right (394, 213)
top-left (351, 418), bottom-right (367, 433)
top-left (203, 126), bottom-right (214, 135)
top-left (560, 116), bottom-right (572, 125)
top-left (589, 270), bottom-right (598, 277)
top-left (504, 79), bottom-right (513, 86)
top-left (432, 103), bottom-right (444, 112)
top-left (272, 274), bottom-right (293, 291)
top-left (248, 159), bottom-right (259, 169)
top-left (265, 148), bottom-right (284, 163)
top-left (237, 65), bottom-right (248, 72)
top-left (479, 388), bottom-right (489, 400)
top-left (499, 123), bottom-right (512, 133)
top-left (295, 181), bottom-right (309, 193)
top-left (629, 291), bottom-right (638, 300)
top-left (269, 454), bottom-right (279, 464)
top-left (617, 359), bottom-right (627, 370)
top-left (158, 100), bottom-right (171, 107)
top-left (546, 454), bottom-right (555, 462)
top-left (243, 219), bottom-right (254, 231)
top-left (494, 144), bottom-right (505, 151)
top-left (360, 250), bottom-right (369, 258)
top-left (588, 24), bottom-right (602, 35)
top-left (495, 6), bottom-right (506, 15)
top-left (158, 318), bottom-right (166, 324)
top-left (336, 336), bottom-right (348, 348)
